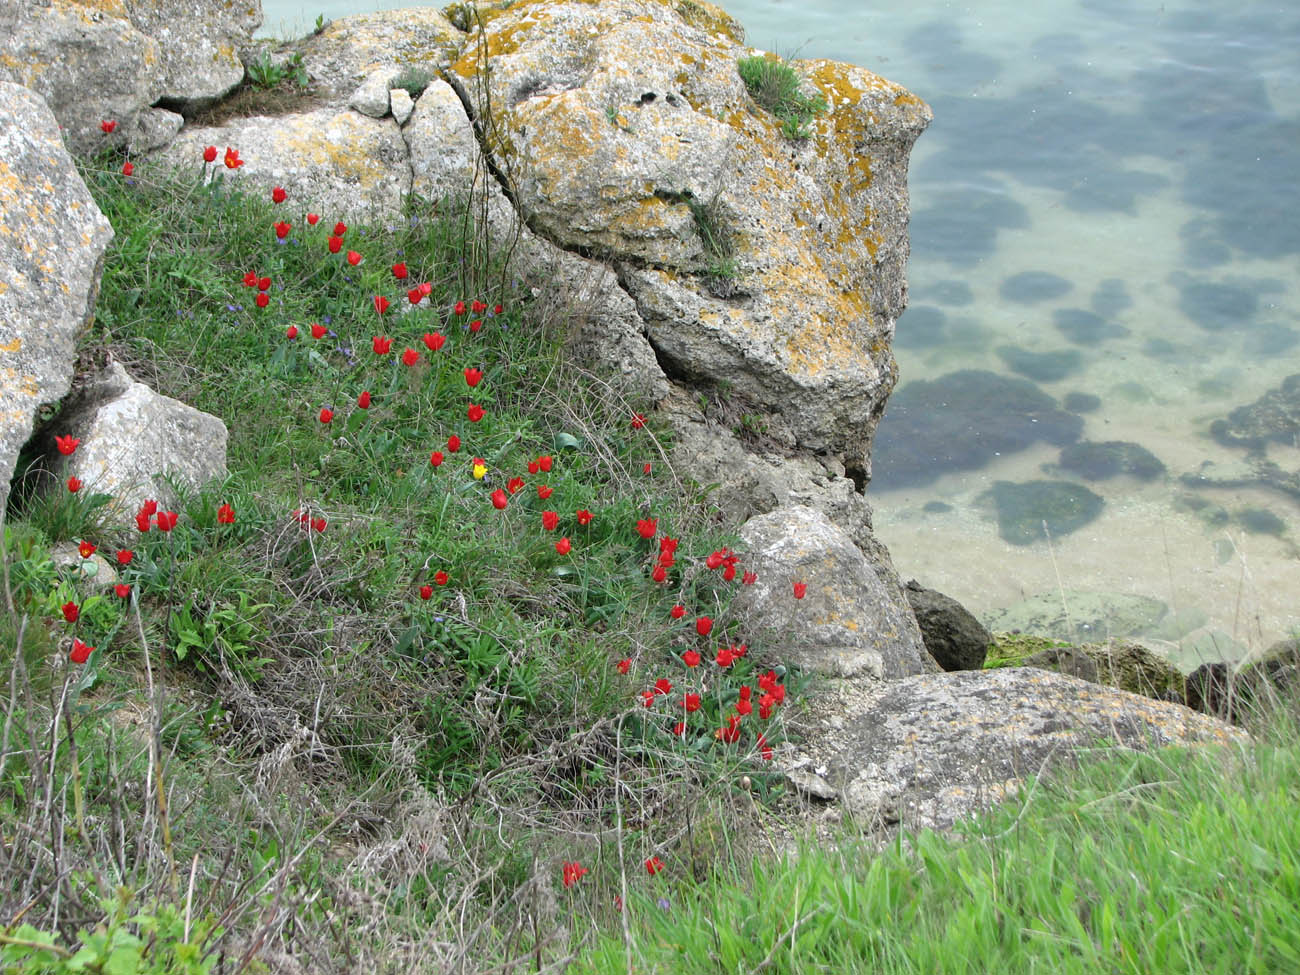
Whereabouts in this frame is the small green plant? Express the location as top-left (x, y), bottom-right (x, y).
top-left (687, 194), bottom-right (739, 294)
top-left (737, 53), bottom-right (827, 140)
top-left (392, 66), bottom-right (433, 99)
top-left (313, 13), bottom-right (329, 35)
top-left (247, 51), bottom-right (309, 91)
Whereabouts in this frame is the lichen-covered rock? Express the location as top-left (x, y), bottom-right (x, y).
top-left (406, 79), bottom-right (669, 403)
top-left (299, 8), bottom-right (461, 101)
top-left (350, 68), bottom-right (398, 118)
top-left (0, 82), bottom-right (114, 507)
top-left (121, 0), bottom-right (261, 107)
top-left (903, 580), bottom-right (990, 671)
top-left (390, 87), bottom-right (414, 125)
top-left (154, 108), bottom-right (409, 223)
top-left (733, 505), bottom-right (924, 679)
top-left (59, 363), bottom-right (227, 513)
top-left (782, 668), bottom-right (1245, 832)
top-left (128, 106), bottom-right (185, 152)
top-left (0, 1), bottom-right (163, 155)
top-left (450, 0), bottom-right (930, 475)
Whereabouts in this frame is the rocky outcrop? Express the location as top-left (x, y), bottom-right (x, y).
top-left (781, 668), bottom-right (1246, 832)
top-left (158, 109), bottom-right (410, 223)
top-left (732, 505), bottom-right (924, 680)
top-left (447, 0), bottom-right (931, 479)
top-left (904, 580), bottom-right (991, 671)
top-left (0, 1), bottom-right (260, 155)
top-left (57, 361), bottom-right (228, 513)
top-left (297, 8), bottom-right (461, 102)
top-left (0, 82), bottom-right (115, 509)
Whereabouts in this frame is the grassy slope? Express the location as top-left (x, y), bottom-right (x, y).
top-left (1, 156), bottom-right (1297, 973)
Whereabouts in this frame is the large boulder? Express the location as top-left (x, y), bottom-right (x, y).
top-left (57, 361), bottom-right (228, 513)
top-left (297, 8), bottom-right (462, 102)
top-left (0, 1), bottom-right (163, 155)
top-left (0, 82), bottom-right (115, 508)
top-left (0, 1), bottom-right (260, 156)
top-left (782, 668), bottom-right (1246, 832)
top-left (448, 0), bottom-right (931, 476)
top-left (123, 0), bottom-right (262, 108)
top-left (155, 108), bottom-right (410, 224)
top-left (732, 505), bottom-right (924, 680)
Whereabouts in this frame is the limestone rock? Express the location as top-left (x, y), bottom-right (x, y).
top-left (406, 79), bottom-right (669, 403)
top-left (451, 0), bottom-right (931, 474)
top-left (390, 87), bottom-right (414, 126)
top-left (732, 505), bottom-right (924, 680)
top-left (0, 1), bottom-right (163, 156)
top-left (0, 82), bottom-right (114, 507)
top-left (154, 108), bottom-right (410, 224)
top-left (350, 69), bottom-right (398, 118)
top-left (1022, 646), bottom-right (1100, 683)
top-left (59, 363), bottom-right (228, 513)
top-left (903, 580), bottom-right (990, 671)
top-left (121, 0), bottom-right (261, 108)
top-left (128, 107), bottom-right (185, 153)
top-left (783, 668), bottom-right (1245, 832)
top-left (298, 8), bottom-right (461, 102)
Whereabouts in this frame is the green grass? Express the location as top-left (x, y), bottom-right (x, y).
top-left (737, 54), bottom-right (827, 141)
top-left (578, 709), bottom-right (1300, 974)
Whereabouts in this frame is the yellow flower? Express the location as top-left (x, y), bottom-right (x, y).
top-left (472, 462), bottom-right (487, 480)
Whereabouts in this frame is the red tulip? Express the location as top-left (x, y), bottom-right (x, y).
top-left (471, 300), bottom-right (486, 313)
top-left (286, 325), bottom-right (298, 339)
top-left (670, 604), bottom-right (685, 619)
top-left (494, 303), bottom-right (503, 314)
top-left (55, 434), bottom-right (80, 455)
top-left (101, 119), bottom-right (117, 133)
top-left (319, 407), bottom-right (333, 424)
top-left (402, 347), bottom-right (418, 366)
top-left (576, 509), bottom-right (592, 526)
top-left (114, 583), bottom-right (131, 599)
top-left (311, 516), bottom-right (327, 533)
top-left (469, 319), bottom-right (482, 333)
top-left (392, 262), bottom-right (408, 279)
top-left (347, 250), bottom-right (361, 266)
top-left (66, 476), bottom-right (82, 493)
top-left (223, 146), bottom-right (243, 169)
top-left (116, 550), bottom-right (134, 566)
top-left (61, 601), bottom-right (79, 623)
top-left (333, 221), bottom-right (347, 237)
top-left (645, 856), bottom-right (664, 876)
top-left (274, 221), bottom-right (290, 239)
top-left (434, 570), bottom-right (449, 586)
top-left (467, 403), bottom-right (484, 423)
top-left (491, 488), bottom-right (508, 510)
top-left (684, 692), bottom-right (701, 712)
top-left (636, 518), bottom-right (657, 539)
top-left (420, 585), bottom-right (433, 600)
top-left (506, 476), bottom-right (524, 494)
top-left (562, 861), bottom-right (587, 888)
top-left (541, 510), bottom-right (559, 531)
top-left (430, 451), bottom-right (444, 467)
top-left (310, 322), bottom-right (327, 339)
top-left (537, 484), bottom-right (553, 500)
top-left (255, 292), bottom-right (269, 308)
top-left (70, 638), bottom-right (93, 664)
top-left (423, 332), bottom-right (445, 352)
top-left (453, 300), bottom-right (466, 315)
top-left (78, 540), bottom-right (96, 559)
top-left (257, 276), bottom-right (271, 291)
top-left (793, 581), bottom-right (807, 599)
top-left (617, 658), bottom-right (631, 674)
top-left (683, 650), bottom-right (700, 668)
top-left (447, 435), bottom-right (461, 452)
top-left (555, 537), bottom-right (571, 555)
top-left (203, 145), bottom-right (217, 163)
top-left (651, 565), bottom-right (667, 583)
top-left (372, 335), bottom-right (392, 355)
top-left (643, 462), bottom-right (652, 475)
top-left (357, 391), bottom-right (371, 409)
top-left (121, 161), bottom-right (134, 176)
top-left (217, 502), bottom-right (235, 524)
top-left (631, 413), bottom-right (646, 429)
top-left (374, 295), bottom-right (390, 314)
top-left (306, 212), bottom-right (319, 225)
top-left (156, 510), bottom-right (178, 532)
top-left (408, 287), bottom-right (423, 304)
top-left (537, 455), bottom-right (553, 473)
top-left (271, 186), bottom-right (287, 203)
top-left (136, 511), bottom-right (151, 532)
top-left (420, 282), bottom-right (432, 297)
top-left (464, 367), bottom-right (482, 387)
top-left (695, 616), bottom-right (713, 637)
top-left (327, 235), bottom-right (343, 253)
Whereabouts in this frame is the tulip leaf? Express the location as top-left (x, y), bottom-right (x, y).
top-left (554, 433), bottom-right (582, 450)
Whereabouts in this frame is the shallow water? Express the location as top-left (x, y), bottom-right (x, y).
top-left (260, 0), bottom-right (1300, 662)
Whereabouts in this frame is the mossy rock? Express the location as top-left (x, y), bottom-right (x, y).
top-left (1087, 641), bottom-right (1185, 700)
top-left (984, 632), bottom-right (1073, 668)
top-left (1058, 440), bottom-right (1165, 482)
top-left (980, 479), bottom-right (1104, 546)
top-left (984, 590), bottom-right (1168, 643)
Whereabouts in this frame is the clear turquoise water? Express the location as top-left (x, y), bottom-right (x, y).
top-left (260, 1), bottom-right (1300, 660)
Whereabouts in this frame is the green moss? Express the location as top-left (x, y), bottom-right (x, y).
top-left (984, 632), bottom-right (1072, 668)
top-left (736, 54), bottom-right (827, 141)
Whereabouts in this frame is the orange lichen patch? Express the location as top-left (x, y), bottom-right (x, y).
top-left (277, 116), bottom-right (398, 190)
top-left (68, 0), bottom-right (131, 20)
top-left (671, 0), bottom-right (744, 43)
top-left (1, 337), bottom-right (19, 353)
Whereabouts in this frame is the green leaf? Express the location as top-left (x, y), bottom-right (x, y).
top-left (554, 432), bottom-right (582, 450)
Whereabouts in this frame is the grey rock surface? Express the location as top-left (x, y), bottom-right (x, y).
top-left (298, 8), bottom-right (461, 102)
top-left (122, 0), bottom-right (261, 107)
top-left (904, 580), bottom-right (991, 671)
top-left (782, 668), bottom-right (1246, 832)
top-left (349, 69), bottom-right (397, 118)
top-left (389, 87), bottom-right (414, 126)
top-left (59, 362), bottom-right (228, 513)
top-left (0, 82), bottom-right (114, 507)
top-left (154, 108), bottom-right (410, 223)
top-left (733, 505), bottom-right (924, 680)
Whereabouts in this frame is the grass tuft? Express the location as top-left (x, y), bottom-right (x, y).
top-left (737, 53), bottom-right (828, 140)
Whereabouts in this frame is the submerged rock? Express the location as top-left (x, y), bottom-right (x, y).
top-left (1053, 308), bottom-right (1130, 346)
top-left (996, 345), bottom-right (1083, 382)
top-left (1209, 374), bottom-right (1300, 450)
top-left (980, 479), bottom-right (1104, 546)
top-left (984, 590), bottom-right (1168, 643)
top-left (1057, 440), bottom-right (1165, 481)
top-left (1063, 392), bottom-right (1101, 413)
top-left (999, 270), bottom-right (1073, 303)
top-left (872, 370), bottom-right (1082, 489)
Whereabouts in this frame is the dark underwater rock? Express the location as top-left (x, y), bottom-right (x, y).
top-left (895, 305), bottom-right (947, 349)
top-left (929, 279), bottom-right (974, 306)
top-left (1000, 270), bottom-right (1073, 303)
top-left (1063, 392), bottom-right (1101, 413)
top-left (872, 370), bottom-right (1083, 490)
top-left (1053, 308), bottom-right (1130, 346)
top-left (1209, 374), bottom-right (1300, 450)
top-left (1058, 440), bottom-right (1166, 481)
top-left (1090, 278), bottom-right (1132, 317)
top-left (1177, 279), bottom-right (1258, 331)
top-left (981, 479), bottom-right (1104, 545)
top-left (997, 345), bottom-right (1084, 382)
